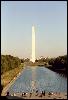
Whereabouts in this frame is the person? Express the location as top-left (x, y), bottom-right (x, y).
top-left (22, 92), bottom-right (26, 97)
top-left (6, 92), bottom-right (10, 96)
top-left (43, 90), bottom-right (45, 96)
top-left (36, 90), bottom-right (38, 96)
top-left (1, 84), bottom-right (3, 94)
top-left (36, 90), bottom-right (38, 93)
top-left (39, 91), bottom-right (42, 97)
top-left (30, 92), bottom-right (32, 97)
top-left (48, 92), bottom-right (52, 95)
top-left (42, 91), bottom-right (45, 96)
top-left (24, 92), bottom-right (26, 97)
top-left (35, 90), bottom-right (38, 96)
top-left (22, 93), bottom-right (23, 96)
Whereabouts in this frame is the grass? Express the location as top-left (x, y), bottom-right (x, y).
top-left (1, 63), bottom-right (24, 89)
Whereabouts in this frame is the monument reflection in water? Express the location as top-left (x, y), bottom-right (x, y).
top-left (31, 67), bottom-right (36, 92)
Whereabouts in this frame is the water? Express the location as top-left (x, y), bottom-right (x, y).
top-left (7, 66), bottom-right (67, 94)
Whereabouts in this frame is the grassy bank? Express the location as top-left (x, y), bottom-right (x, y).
top-left (1, 63), bottom-right (24, 90)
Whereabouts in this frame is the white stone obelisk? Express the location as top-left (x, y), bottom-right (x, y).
top-left (31, 26), bottom-right (35, 62)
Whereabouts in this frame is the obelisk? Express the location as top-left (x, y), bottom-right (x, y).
top-left (32, 26), bottom-right (35, 62)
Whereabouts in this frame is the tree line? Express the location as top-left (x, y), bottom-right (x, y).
top-left (1, 54), bottom-right (67, 74)
top-left (1, 55), bottom-right (21, 74)
top-left (48, 55), bottom-right (67, 74)
top-left (35, 55), bottom-right (67, 74)
top-left (48, 55), bottom-right (67, 69)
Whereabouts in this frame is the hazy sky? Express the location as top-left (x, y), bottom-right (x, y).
top-left (1, 1), bottom-right (67, 59)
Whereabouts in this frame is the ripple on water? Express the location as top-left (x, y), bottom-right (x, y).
top-left (7, 66), bottom-right (67, 94)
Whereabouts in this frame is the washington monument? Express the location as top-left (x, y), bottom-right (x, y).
top-left (31, 26), bottom-right (35, 62)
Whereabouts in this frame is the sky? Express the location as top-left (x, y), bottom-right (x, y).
top-left (1, 1), bottom-right (67, 59)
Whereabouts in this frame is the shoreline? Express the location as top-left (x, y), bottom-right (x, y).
top-left (4, 92), bottom-right (67, 99)
top-left (48, 68), bottom-right (66, 76)
top-left (45, 66), bottom-right (67, 76)
top-left (1, 66), bottom-right (67, 99)
top-left (1, 66), bottom-right (25, 96)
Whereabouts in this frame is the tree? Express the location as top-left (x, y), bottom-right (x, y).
top-left (1, 55), bottom-right (21, 74)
